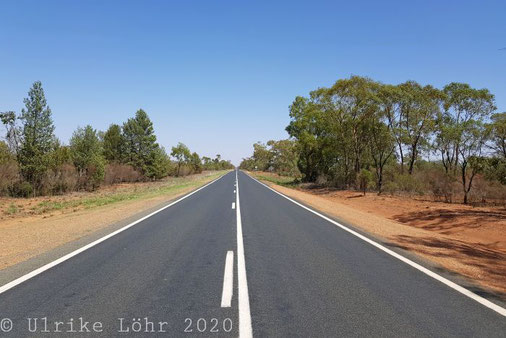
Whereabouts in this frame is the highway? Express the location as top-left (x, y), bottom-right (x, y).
top-left (0, 170), bottom-right (505, 337)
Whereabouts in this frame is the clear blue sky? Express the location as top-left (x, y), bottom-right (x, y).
top-left (1, 0), bottom-right (505, 165)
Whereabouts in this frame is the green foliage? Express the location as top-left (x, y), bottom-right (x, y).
top-left (190, 152), bottom-right (202, 173)
top-left (0, 84), bottom-right (234, 197)
top-left (240, 139), bottom-right (299, 177)
top-left (103, 124), bottom-right (124, 162)
top-left (17, 81), bottom-right (56, 193)
top-left (487, 112), bottom-right (506, 158)
top-left (70, 125), bottom-right (105, 190)
top-left (171, 142), bottom-right (191, 176)
top-left (357, 169), bottom-right (374, 195)
top-left (145, 146), bottom-right (171, 180)
top-left (123, 109), bottom-right (166, 179)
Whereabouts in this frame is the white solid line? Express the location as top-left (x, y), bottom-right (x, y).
top-left (245, 173), bottom-right (506, 317)
top-left (236, 171), bottom-right (253, 337)
top-left (0, 174), bottom-right (227, 296)
top-left (221, 251), bottom-right (234, 307)
top-left (232, 202), bottom-right (236, 209)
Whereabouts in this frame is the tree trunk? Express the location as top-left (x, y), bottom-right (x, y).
top-left (397, 142), bottom-right (404, 174)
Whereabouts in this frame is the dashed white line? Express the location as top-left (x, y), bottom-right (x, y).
top-left (236, 170), bottom-right (253, 337)
top-left (220, 251), bottom-right (234, 308)
top-left (232, 202), bottom-right (236, 209)
top-left (246, 172), bottom-right (506, 317)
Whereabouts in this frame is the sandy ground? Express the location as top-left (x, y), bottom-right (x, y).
top-left (253, 172), bottom-right (506, 296)
top-left (0, 172), bottom-right (225, 270)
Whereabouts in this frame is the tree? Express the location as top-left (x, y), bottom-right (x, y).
top-left (286, 96), bottom-right (326, 182)
top-left (268, 139), bottom-right (300, 176)
top-left (436, 83), bottom-right (496, 174)
top-left (488, 112), bottom-right (506, 158)
top-left (327, 76), bottom-right (380, 176)
top-left (17, 81), bottom-right (56, 193)
top-left (103, 124), bottom-right (124, 162)
top-left (70, 125), bottom-right (105, 190)
top-left (145, 146), bottom-right (170, 179)
top-left (379, 85), bottom-right (405, 173)
top-left (398, 81), bottom-right (441, 175)
top-left (0, 111), bottom-right (21, 154)
top-left (190, 152), bottom-right (202, 173)
top-left (122, 109), bottom-right (162, 179)
top-left (368, 120), bottom-right (395, 194)
top-left (459, 121), bottom-right (489, 204)
top-left (171, 142), bottom-right (191, 176)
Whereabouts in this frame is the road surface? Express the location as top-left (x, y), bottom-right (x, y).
top-left (0, 170), bottom-right (504, 337)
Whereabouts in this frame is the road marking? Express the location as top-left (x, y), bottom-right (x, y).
top-left (236, 171), bottom-right (253, 337)
top-left (246, 173), bottom-right (506, 317)
top-left (221, 251), bottom-right (234, 307)
top-left (234, 190), bottom-right (236, 193)
top-left (0, 173), bottom-right (228, 296)
top-left (232, 202), bottom-right (236, 209)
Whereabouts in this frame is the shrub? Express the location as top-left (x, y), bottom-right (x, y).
top-left (0, 161), bottom-right (19, 196)
top-left (41, 164), bottom-right (79, 195)
top-left (104, 163), bottom-right (142, 184)
top-left (357, 169), bottom-right (374, 195)
top-left (8, 181), bottom-right (33, 198)
top-left (424, 169), bottom-right (458, 203)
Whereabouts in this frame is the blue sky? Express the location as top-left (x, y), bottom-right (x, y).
top-left (1, 0), bottom-right (505, 164)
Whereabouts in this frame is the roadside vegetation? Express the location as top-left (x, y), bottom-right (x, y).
top-left (0, 171), bottom-right (226, 219)
top-left (0, 81), bottom-right (234, 198)
top-left (241, 76), bottom-right (505, 205)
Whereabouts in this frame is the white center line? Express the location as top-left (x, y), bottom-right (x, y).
top-left (236, 170), bottom-right (253, 337)
top-left (220, 251), bottom-right (234, 307)
top-left (232, 202), bottom-right (236, 209)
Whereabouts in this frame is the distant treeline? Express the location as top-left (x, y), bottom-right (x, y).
top-left (240, 76), bottom-right (506, 205)
top-left (0, 81), bottom-right (233, 197)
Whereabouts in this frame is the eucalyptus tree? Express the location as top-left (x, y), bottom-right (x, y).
top-left (171, 142), bottom-right (191, 176)
top-left (397, 81), bottom-right (442, 174)
top-left (378, 85), bottom-right (405, 173)
top-left (488, 112), bottom-right (506, 158)
top-left (0, 111), bottom-right (21, 154)
top-left (435, 83), bottom-right (496, 174)
top-left (326, 76), bottom-right (380, 177)
top-left (286, 95), bottom-right (326, 182)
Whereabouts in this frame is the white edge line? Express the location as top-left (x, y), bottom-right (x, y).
top-left (245, 172), bottom-right (506, 317)
top-left (236, 171), bottom-right (253, 337)
top-left (220, 250), bottom-right (234, 307)
top-left (0, 173), bottom-right (227, 295)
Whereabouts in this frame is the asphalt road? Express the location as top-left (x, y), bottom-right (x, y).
top-left (0, 170), bottom-right (505, 337)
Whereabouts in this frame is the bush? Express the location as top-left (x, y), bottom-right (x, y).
top-left (41, 164), bottom-right (79, 195)
top-left (104, 163), bottom-right (142, 185)
top-left (357, 169), bottom-right (374, 195)
top-left (383, 173), bottom-right (425, 195)
top-left (8, 181), bottom-right (33, 198)
top-left (424, 169), bottom-right (459, 203)
top-left (469, 175), bottom-right (506, 205)
top-left (0, 161), bottom-right (19, 196)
